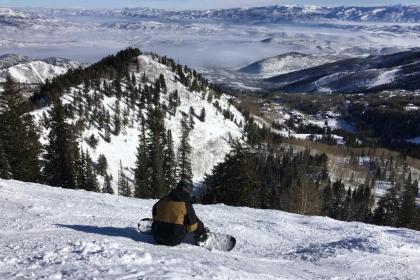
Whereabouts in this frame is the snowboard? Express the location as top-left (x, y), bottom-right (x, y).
top-left (137, 218), bottom-right (236, 252)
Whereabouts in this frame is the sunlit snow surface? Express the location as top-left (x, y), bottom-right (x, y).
top-left (1, 179), bottom-right (420, 279)
top-left (0, 61), bottom-right (67, 83)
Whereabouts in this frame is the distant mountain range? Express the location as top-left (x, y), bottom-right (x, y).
top-left (38, 5), bottom-right (420, 23)
top-left (0, 7), bottom-right (63, 28)
top-left (5, 5), bottom-right (420, 25)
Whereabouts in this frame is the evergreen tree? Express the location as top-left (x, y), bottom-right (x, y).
top-left (203, 140), bottom-right (255, 206)
top-left (177, 116), bottom-right (193, 187)
top-left (86, 134), bottom-right (98, 149)
top-left (113, 100), bottom-right (121, 135)
top-left (159, 74), bottom-right (167, 93)
top-left (168, 90), bottom-right (180, 115)
top-left (146, 96), bottom-right (166, 198)
top-left (190, 78), bottom-right (199, 92)
top-left (134, 115), bottom-right (151, 198)
top-left (131, 72), bottom-right (137, 86)
top-left (141, 72), bottom-right (147, 83)
top-left (189, 106), bottom-right (195, 130)
top-left (199, 107), bottom-right (206, 122)
top-left (43, 96), bottom-right (78, 189)
top-left (163, 129), bottom-right (177, 190)
top-left (104, 125), bottom-right (111, 143)
top-left (103, 173), bottom-right (114, 194)
top-left (96, 154), bottom-right (108, 176)
top-left (84, 152), bottom-right (100, 192)
top-left (373, 187), bottom-right (400, 227)
top-left (0, 76), bottom-right (42, 182)
top-left (75, 148), bottom-right (86, 189)
top-left (328, 180), bottom-right (347, 219)
top-left (351, 185), bottom-right (372, 222)
top-left (0, 143), bottom-right (12, 179)
top-left (118, 162), bottom-right (131, 197)
top-left (399, 181), bottom-right (418, 228)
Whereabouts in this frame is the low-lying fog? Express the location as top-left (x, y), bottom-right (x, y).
top-left (1, 10), bottom-right (419, 72)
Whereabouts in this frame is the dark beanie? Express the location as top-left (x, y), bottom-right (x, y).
top-left (176, 180), bottom-right (192, 194)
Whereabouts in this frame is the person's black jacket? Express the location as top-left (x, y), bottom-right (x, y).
top-left (152, 188), bottom-right (199, 246)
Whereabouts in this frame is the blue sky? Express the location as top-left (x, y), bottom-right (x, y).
top-left (1, 0), bottom-right (419, 9)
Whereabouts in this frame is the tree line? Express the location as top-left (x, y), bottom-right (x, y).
top-left (200, 115), bottom-right (420, 231)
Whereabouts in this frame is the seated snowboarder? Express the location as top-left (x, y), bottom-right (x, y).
top-left (152, 180), bottom-right (207, 246)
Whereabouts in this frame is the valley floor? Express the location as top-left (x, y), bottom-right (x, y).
top-left (1, 179), bottom-right (419, 279)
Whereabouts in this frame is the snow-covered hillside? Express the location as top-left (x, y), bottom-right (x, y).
top-left (33, 54), bottom-right (242, 191)
top-left (0, 61), bottom-right (67, 84)
top-left (239, 52), bottom-right (336, 78)
top-left (266, 49), bottom-right (420, 94)
top-left (134, 56), bottom-right (242, 183)
top-left (1, 179), bottom-right (419, 279)
top-left (0, 54), bottom-right (83, 84)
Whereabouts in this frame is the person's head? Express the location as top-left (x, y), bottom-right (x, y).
top-left (175, 180), bottom-right (192, 196)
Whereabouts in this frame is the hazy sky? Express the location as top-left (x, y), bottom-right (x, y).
top-left (1, 0), bottom-right (419, 9)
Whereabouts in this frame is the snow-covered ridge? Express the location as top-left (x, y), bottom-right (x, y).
top-left (0, 54), bottom-right (83, 84)
top-left (0, 7), bottom-right (61, 28)
top-left (33, 54), bottom-right (243, 190)
top-left (1, 179), bottom-right (419, 279)
top-left (124, 5), bottom-right (420, 23)
top-left (0, 61), bottom-right (67, 84)
top-left (265, 48), bottom-right (420, 94)
top-left (239, 52), bottom-right (337, 78)
top-left (0, 54), bottom-right (33, 69)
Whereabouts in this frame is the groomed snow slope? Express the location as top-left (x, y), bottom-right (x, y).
top-left (1, 179), bottom-right (419, 280)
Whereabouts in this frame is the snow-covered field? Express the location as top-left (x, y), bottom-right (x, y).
top-left (1, 179), bottom-right (420, 279)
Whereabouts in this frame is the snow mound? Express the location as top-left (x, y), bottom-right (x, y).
top-left (1, 179), bottom-right (419, 279)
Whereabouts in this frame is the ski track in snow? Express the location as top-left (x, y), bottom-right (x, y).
top-left (1, 180), bottom-right (420, 279)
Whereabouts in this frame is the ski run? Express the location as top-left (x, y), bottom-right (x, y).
top-left (1, 179), bottom-right (420, 279)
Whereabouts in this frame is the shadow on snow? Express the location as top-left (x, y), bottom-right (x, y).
top-left (55, 224), bottom-right (156, 244)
